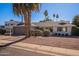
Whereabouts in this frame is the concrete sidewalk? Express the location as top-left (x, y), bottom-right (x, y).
top-left (0, 36), bottom-right (25, 45)
top-left (0, 39), bottom-right (79, 56)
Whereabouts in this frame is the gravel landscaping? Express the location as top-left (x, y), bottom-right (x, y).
top-left (0, 35), bottom-right (79, 50)
top-left (22, 36), bottom-right (79, 50)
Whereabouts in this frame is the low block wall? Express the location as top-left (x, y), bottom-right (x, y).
top-left (13, 26), bottom-right (26, 35)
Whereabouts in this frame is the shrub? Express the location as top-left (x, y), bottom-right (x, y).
top-left (71, 27), bottom-right (79, 36)
top-left (34, 30), bottom-right (42, 36)
top-left (31, 29), bottom-right (43, 36)
top-left (43, 29), bottom-right (50, 36)
top-left (0, 29), bottom-right (6, 35)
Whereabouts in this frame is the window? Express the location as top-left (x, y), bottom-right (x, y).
top-left (59, 22), bottom-right (66, 25)
top-left (11, 24), bottom-right (13, 25)
top-left (57, 27), bottom-right (62, 32)
top-left (62, 27), bottom-right (67, 32)
top-left (5, 24), bottom-right (7, 26)
top-left (57, 27), bottom-right (67, 32)
top-left (5, 24), bottom-right (9, 26)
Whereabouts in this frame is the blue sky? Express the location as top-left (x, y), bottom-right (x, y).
top-left (0, 3), bottom-right (79, 25)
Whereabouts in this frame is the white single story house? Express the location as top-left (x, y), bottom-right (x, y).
top-left (32, 20), bottom-right (75, 36)
top-left (4, 20), bottom-right (75, 36)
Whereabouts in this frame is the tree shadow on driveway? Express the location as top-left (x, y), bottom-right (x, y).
top-left (0, 36), bottom-right (27, 48)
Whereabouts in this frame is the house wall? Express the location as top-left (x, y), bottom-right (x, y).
top-left (67, 26), bottom-right (72, 35)
top-left (12, 26), bottom-right (72, 36)
top-left (53, 26), bottom-right (57, 33)
top-left (53, 26), bottom-right (72, 36)
top-left (4, 20), bottom-right (20, 35)
top-left (5, 20), bottom-right (19, 29)
top-left (13, 26), bottom-right (26, 35)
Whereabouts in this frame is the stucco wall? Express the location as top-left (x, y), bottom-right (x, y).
top-left (13, 26), bottom-right (26, 35)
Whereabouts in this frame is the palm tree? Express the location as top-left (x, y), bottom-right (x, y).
top-left (56, 14), bottom-right (59, 18)
top-left (53, 14), bottom-right (55, 19)
top-left (13, 3), bottom-right (40, 37)
top-left (44, 10), bottom-right (48, 21)
top-left (56, 14), bottom-right (59, 21)
top-left (21, 15), bottom-right (24, 23)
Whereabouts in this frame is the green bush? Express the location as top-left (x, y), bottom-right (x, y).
top-left (31, 29), bottom-right (43, 36)
top-left (34, 30), bottom-right (41, 36)
top-left (71, 27), bottom-right (79, 36)
top-left (43, 29), bottom-right (50, 36)
top-left (0, 29), bottom-right (6, 35)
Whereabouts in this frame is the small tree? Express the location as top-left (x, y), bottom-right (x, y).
top-left (72, 15), bottom-right (79, 27)
top-left (71, 27), bottom-right (79, 36)
top-left (44, 10), bottom-right (49, 21)
top-left (72, 15), bottom-right (79, 36)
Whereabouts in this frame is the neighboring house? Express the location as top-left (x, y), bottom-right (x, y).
top-left (33, 20), bottom-right (75, 36)
top-left (12, 20), bottom-right (75, 36)
top-left (5, 20), bottom-right (20, 35)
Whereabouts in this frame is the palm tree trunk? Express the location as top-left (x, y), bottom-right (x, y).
top-left (21, 15), bottom-right (24, 23)
top-left (24, 11), bottom-right (31, 37)
top-left (28, 11), bottom-right (31, 37)
top-left (24, 13), bottom-right (30, 37)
